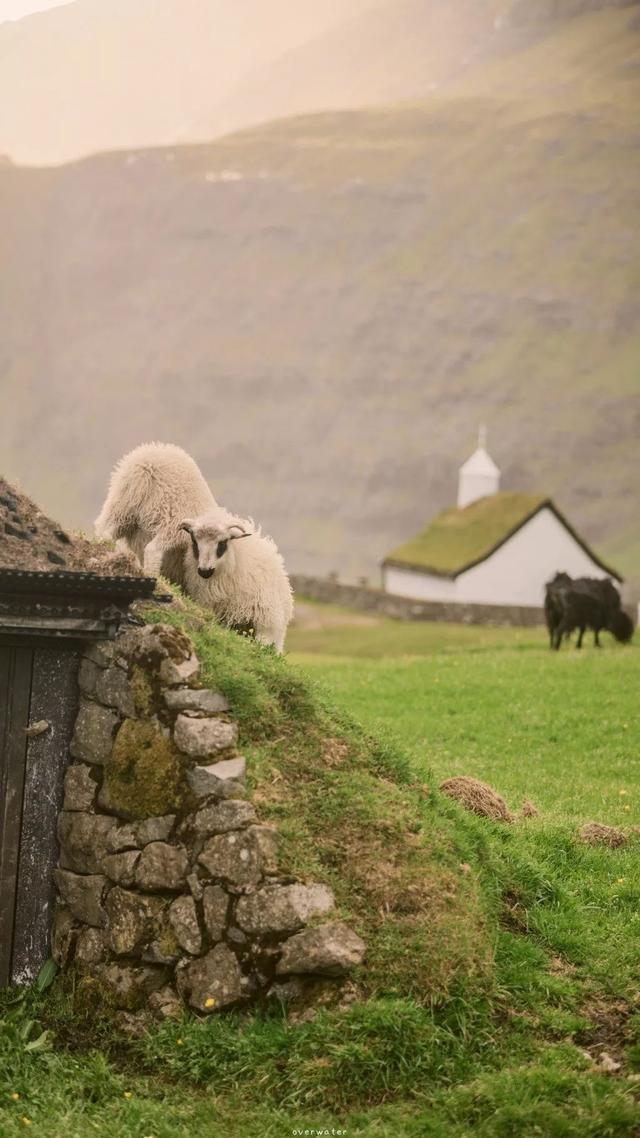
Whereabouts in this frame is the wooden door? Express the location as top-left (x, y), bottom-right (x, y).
top-left (0, 643), bottom-right (80, 986)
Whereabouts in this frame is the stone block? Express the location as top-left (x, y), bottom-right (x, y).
top-left (202, 885), bottom-right (229, 943)
top-left (54, 869), bottom-right (108, 927)
top-left (83, 640), bottom-right (117, 668)
top-left (235, 884), bottom-right (335, 936)
top-left (135, 842), bottom-right (189, 891)
top-left (63, 764), bottom-right (99, 812)
top-left (75, 927), bottom-right (108, 967)
top-left (57, 811), bottom-right (117, 874)
top-left (186, 760), bottom-right (246, 801)
top-left (174, 715), bottom-right (237, 758)
top-left (107, 823), bottom-right (139, 853)
top-left (180, 800), bottom-right (256, 841)
top-left (168, 895), bottom-right (202, 954)
top-left (160, 655), bottom-right (200, 686)
top-left (148, 985), bottom-right (183, 1020)
top-left (136, 815), bottom-right (176, 845)
top-left (176, 944), bottom-right (242, 1012)
top-left (77, 657), bottom-right (101, 697)
top-left (276, 922), bottom-right (366, 977)
top-left (103, 850), bottom-right (140, 886)
top-left (198, 825), bottom-right (278, 888)
top-left (69, 701), bottom-right (118, 765)
top-left (96, 962), bottom-right (168, 1010)
top-left (96, 667), bottom-right (136, 717)
top-left (164, 688), bottom-right (230, 715)
top-left (105, 887), bottom-right (165, 956)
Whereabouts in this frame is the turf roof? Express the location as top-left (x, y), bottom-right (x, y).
top-left (382, 491), bottom-right (620, 580)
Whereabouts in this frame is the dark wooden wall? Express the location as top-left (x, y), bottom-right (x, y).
top-left (0, 642), bottom-right (80, 986)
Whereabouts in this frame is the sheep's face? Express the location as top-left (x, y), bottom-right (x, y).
top-left (179, 518), bottom-right (251, 579)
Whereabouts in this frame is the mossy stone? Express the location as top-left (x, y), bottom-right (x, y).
top-left (129, 664), bottom-right (156, 717)
top-left (103, 719), bottom-right (187, 820)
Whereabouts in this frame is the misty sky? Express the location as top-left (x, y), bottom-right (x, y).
top-left (0, 0), bottom-right (72, 21)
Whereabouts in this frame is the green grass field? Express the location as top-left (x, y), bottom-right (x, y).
top-left (1, 603), bottom-right (639, 1137)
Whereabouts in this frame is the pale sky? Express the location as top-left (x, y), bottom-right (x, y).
top-left (0, 0), bottom-right (74, 22)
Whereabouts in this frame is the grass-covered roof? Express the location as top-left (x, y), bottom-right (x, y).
top-left (382, 491), bottom-right (622, 580)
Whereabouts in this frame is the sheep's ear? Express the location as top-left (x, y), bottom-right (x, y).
top-left (178, 521), bottom-right (193, 535)
top-left (229, 526), bottom-right (251, 540)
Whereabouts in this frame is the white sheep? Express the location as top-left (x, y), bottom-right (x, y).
top-left (95, 442), bottom-right (293, 652)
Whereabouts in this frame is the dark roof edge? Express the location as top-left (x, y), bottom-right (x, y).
top-left (382, 499), bottom-right (623, 582)
top-left (0, 568), bottom-right (157, 600)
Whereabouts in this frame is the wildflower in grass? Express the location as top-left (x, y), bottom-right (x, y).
top-left (623, 805), bottom-right (630, 812)
top-left (619, 789), bottom-right (628, 796)
top-left (617, 878), bottom-right (625, 884)
top-left (21, 1118), bottom-right (32, 1127)
top-left (10, 1092), bottom-right (20, 1100)
top-left (176, 1038), bottom-right (184, 1046)
top-left (204, 997), bottom-right (216, 1008)
top-left (123, 1091), bottom-right (132, 1099)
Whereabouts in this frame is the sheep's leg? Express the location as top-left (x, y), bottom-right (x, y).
top-left (254, 624), bottom-right (285, 654)
top-left (576, 626), bottom-right (584, 649)
top-left (142, 535), bottom-right (166, 577)
top-left (594, 629), bottom-right (601, 647)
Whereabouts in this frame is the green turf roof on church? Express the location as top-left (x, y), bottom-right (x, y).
top-left (382, 491), bottom-right (608, 579)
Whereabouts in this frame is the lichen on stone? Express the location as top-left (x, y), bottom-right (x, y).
top-left (103, 719), bottom-right (188, 820)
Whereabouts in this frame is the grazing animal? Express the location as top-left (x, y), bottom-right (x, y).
top-left (544, 571), bottom-right (572, 647)
top-left (95, 443), bottom-right (293, 652)
top-left (544, 573), bottom-right (633, 650)
top-left (178, 507), bottom-right (293, 653)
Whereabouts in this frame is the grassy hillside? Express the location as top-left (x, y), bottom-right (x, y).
top-left (0, 7), bottom-right (638, 584)
top-left (1, 601), bottom-right (639, 1136)
top-left (3, 0), bottom-right (633, 165)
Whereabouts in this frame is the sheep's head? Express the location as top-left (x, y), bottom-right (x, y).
top-left (179, 515), bottom-right (251, 579)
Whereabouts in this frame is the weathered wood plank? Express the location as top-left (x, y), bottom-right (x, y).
top-left (0, 645), bottom-right (33, 986)
top-left (11, 647), bottom-right (80, 985)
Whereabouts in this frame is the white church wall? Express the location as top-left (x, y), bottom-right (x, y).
top-left (382, 565), bottom-right (457, 602)
top-left (456, 507), bottom-right (609, 607)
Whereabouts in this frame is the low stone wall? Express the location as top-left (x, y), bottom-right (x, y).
top-left (292, 575), bottom-right (546, 628)
top-left (53, 623), bottom-right (364, 1025)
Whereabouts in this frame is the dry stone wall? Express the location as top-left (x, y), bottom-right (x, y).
top-left (53, 622), bottom-right (365, 1021)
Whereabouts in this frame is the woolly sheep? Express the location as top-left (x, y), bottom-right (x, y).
top-left (95, 443), bottom-right (293, 652)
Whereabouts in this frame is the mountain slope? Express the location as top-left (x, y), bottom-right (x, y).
top-left (0, 0), bottom-right (377, 165)
top-left (2, 0), bottom-right (637, 166)
top-left (0, 8), bottom-right (638, 584)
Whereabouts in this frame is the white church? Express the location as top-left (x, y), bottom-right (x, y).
top-left (381, 430), bottom-right (621, 609)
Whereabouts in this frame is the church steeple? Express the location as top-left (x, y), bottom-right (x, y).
top-left (457, 425), bottom-right (501, 508)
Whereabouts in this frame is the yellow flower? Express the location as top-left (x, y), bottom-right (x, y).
top-left (623, 805), bottom-right (631, 812)
top-left (204, 997), bottom-right (216, 1009)
top-left (619, 789), bottom-right (628, 796)
top-left (21, 1119), bottom-right (32, 1128)
top-left (123, 1091), bottom-right (132, 1100)
top-left (176, 1038), bottom-right (184, 1046)
top-left (617, 878), bottom-right (625, 884)
top-left (10, 1093), bottom-right (20, 1101)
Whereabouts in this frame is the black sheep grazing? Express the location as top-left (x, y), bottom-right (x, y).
top-left (545, 573), bottom-right (633, 650)
top-left (544, 571), bottom-right (572, 647)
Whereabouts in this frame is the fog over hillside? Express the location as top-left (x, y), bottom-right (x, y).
top-left (1, 7), bottom-right (638, 585)
top-left (1, 0), bottom-right (638, 165)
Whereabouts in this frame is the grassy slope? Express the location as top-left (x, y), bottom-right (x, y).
top-left (1, 600), bottom-right (639, 1136)
top-left (1, 8), bottom-right (638, 584)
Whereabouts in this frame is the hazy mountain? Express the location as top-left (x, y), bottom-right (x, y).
top-left (2, 0), bottom-right (637, 166)
top-left (1, 7), bottom-right (638, 585)
top-left (0, 0), bottom-right (376, 165)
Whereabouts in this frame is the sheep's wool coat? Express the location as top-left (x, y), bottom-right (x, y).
top-left (95, 442), bottom-right (293, 651)
top-left (95, 442), bottom-right (217, 557)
